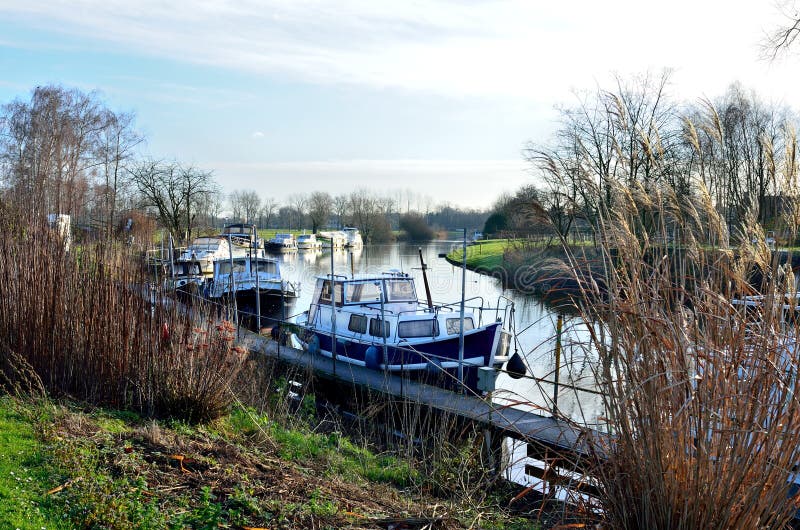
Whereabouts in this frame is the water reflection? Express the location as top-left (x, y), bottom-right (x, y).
top-left (271, 240), bottom-right (605, 426)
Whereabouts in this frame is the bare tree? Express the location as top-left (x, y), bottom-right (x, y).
top-left (129, 159), bottom-right (216, 242)
top-left (260, 197), bottom-right (278, 229)
top-left (332, 194), bottom-right (348, 228)
top-left (307, 191), bottom-right (332, 233)
top-left (0, 85), bottom-right (108, 219)
top-left (96, 110), bottom-right (142, 239)
top-left (764, 1), bottom-right (800, 58)
top-left (229, 189), bottom-right (261, 223)
top-left (288, 193), bottom-right (308, 229)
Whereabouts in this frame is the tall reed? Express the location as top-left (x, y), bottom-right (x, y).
top-left (560, 181), bottom-right (800, 529)
top-left (0, 204), bottom-right (244, 422)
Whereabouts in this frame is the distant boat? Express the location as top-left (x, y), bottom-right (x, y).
top-left (317, 231), bottom-right (348, 249)
top-left (296, 233), bottom-right (323, 251)
top-left (292, 270), bottom-right (512, 393)
top-left (266, 233), bottom-right (298, 252)
top-left (343, 227), bottom-right (363, 248)
top-left (220, 223), bottom-right (263, 250)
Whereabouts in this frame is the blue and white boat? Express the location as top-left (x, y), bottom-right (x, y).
top-left (292, 270), bottom-right (512, 392)
top-left (207, 255), bottom-right (299, 310)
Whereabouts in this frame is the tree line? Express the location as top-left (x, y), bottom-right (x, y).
top-left (0, 84), bottom-right (489, 245)
top-left (484, 73), bottom-right (800, 246)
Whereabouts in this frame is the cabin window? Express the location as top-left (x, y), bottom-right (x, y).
top-left (398, 319), bottom-right (438, 338)
top-left (318, 280), bottom-right (343, 305)
top-left (348, 314), bottom-right (367, 334)
top-left (253, 261), bottom-right (278, 275)
top-left (217, 261), bottom-right (247, 274)
top-left (445, 317), bottom-right (474, 335)
top-left (386, 279), bottom-right (416, 302)
top-left (369, 318), bottom-right (390, 338)
top-left (345, 282), bottom-right (382, 304)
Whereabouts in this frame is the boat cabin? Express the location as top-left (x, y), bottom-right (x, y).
top-left (307, 272), bottom-right (478, 343)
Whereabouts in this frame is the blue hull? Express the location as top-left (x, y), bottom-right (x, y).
top-left (302, 322), bottom-right (501, 392)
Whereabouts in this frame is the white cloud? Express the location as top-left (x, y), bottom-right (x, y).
top-left (251, 131), bottom-right (265, 139)
top-left (0, 1), bottom-right (796, 105)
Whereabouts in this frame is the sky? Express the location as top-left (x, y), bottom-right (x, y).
top-left (1, 0), bottom-right (799, 210)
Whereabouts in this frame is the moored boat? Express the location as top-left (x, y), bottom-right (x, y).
top-left (343, 226), bottom-right (363, 248)
top-left (292, 270), bottom-right (513, 393)
top-left (266, 233), bottom-right (298, 252)
top-left (206, 255), bottom-right (299, 322)
top-left (176, 236), bottom-right (248, 275)
top-left (297, 233), bottom-right (323, 251)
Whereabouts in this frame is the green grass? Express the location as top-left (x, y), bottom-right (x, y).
top-left (447, 239), bottom-right (513, 271)
top-left (0, 397), bottom-right (69, 530)
top-left (0, 397), bottom-right (542, 529)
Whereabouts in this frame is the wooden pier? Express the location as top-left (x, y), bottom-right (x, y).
top-left (238, 327), bottom-right (606, 493)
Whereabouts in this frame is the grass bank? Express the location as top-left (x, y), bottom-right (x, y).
top-left (0, 396), bottom-right (538, 529)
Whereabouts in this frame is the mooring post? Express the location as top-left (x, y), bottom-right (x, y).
top-left (458, 228), bottom-right (466, 392)
top-left (552, 314), bottom-right (563, 416)
top-left (331, 243), bottom-right (337, 377)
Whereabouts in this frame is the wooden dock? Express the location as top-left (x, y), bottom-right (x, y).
top-left (238, 328), bottom-right (605, 472)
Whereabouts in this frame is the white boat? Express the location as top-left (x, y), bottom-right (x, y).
top-left (296, 233), bottom-right (323, 251)
top-left (343, 227), bottom-right (363, 248)
top-left (317, 231), bottom-right (348, 249)
top-left (207, 255), bottom-right (299, 309)
top-left (266, 233), bottom-right (298, 252)
top-left (292, 270), bottom-right (513, 393)
top-left (176, 236), bottom-right (248, 275)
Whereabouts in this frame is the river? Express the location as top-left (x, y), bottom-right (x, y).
top-left (270, 239), bottom-right (606, 428)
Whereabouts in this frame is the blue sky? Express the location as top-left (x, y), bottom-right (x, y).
top-left (1, 1), bottom-right (798, 209)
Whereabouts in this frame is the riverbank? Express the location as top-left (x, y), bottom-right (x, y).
top-left (0, 395), bottom-right (539, 529)
top-left (445, 240), bottom-right (595, 301)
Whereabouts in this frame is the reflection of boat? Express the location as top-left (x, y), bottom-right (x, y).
top-left (343, 227), bottom-right (363, 248)
top-left (177, 236), bottom-right (248, 275)
top-left (266, 233), bottom-right (298, 252)
top-left (292, 270), bottom-right (512, 392)
top-left (207, 256), bottom-right (299, 308)
top-left (297, 233), bottom-right (323, 251)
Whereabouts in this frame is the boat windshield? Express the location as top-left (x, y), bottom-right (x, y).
top-left (253, 261), bottom-right (278, 275)
top-left (344, 281), bottom-right (382, 304)
top-left (192, 237), bottom-right (221, 250)
top-left (217, 260), bottom-right (248, 274)
top-left (386, 279), bottom-right (416, 302)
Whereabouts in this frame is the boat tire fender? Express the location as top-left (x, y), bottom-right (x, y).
top-left (308, 335), bottom-right (320, 355)
top-left (365, 346), bottom-right (380, 370)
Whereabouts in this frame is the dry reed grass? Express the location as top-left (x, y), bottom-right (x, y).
top-left (0, 204), bottom-right (245, 422)
top-left (560, 180), bottom-right (800, 528)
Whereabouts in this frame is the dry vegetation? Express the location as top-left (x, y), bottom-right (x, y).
top-left (550, 181), bottom-right (800, 529)
top-left (0, 204), bottom-right (245, 421)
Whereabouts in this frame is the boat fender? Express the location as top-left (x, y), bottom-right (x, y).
top-left (506, 351), bottom-right (527, 379)
top-left (307, 335), bottom-right (320, 355)
top-left (365, 346), bottom-right (380, 370)
top-left (427, 357), bottom-right (443, 375)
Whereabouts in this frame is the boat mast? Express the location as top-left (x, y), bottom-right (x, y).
top-left (418, 247), bottom-right (433, 311)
